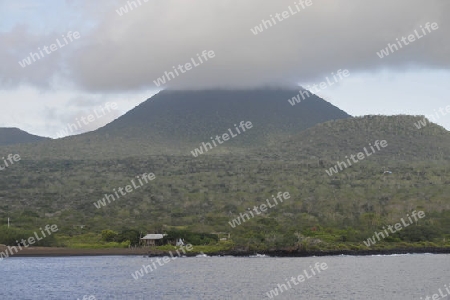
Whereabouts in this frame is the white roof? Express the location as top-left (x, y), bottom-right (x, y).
top-left (141, 234), bottom-right (166, 240)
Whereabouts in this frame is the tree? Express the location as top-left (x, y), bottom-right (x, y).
top-left (101, 230), bottom-right (118, 242)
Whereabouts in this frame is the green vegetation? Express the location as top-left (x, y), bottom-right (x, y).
top-left (56, 233), bottom-right (130, 249)
top-left (0, 112), bottom-right (449, 252)
top-left (0, 225), bottom-right (57, 247)
top-left (163, 229), bottom-right (218, 245)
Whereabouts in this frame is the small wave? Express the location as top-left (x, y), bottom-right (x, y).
top-left (370, 253), bottom-right (412, 257)
top-left (195, 253), bottom-right (209, 258)
top-left (249, 254), bottom-right (266, 258)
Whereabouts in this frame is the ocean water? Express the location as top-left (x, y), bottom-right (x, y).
top-left (0, 254), bottom-right (449, 299)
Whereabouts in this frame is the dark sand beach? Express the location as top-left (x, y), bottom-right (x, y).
top-left (2, 245), bottom-right (450, 258)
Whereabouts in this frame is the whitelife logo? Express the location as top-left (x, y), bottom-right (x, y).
top-left (363, 211), bottom-right (426, 247)
top-left (116, 0), bottom-right (149, 17)
top-left (0, 225), bottom-right (59, 261)
top-left (55, 102), bottom-right (118, 138)
top-left (228, 192), bottom-right (290, 228)
top-left (265, 262), bottom-right (328, 298)
top-left (251, 0), bottom-right (313, 35)
top-left (376, 22), bottom-right (439, 59)
top-left (421, 283), bottom-right (450, 300)
top-left (131, 244), bottom-right (194, 280)
top-left (325, 140), bottom-right (388, 176)
top-left (0, 154), bottom-right (21, 171)
top-left (18, 31), bottom-right (81, 68)
top-left (288, 69), bottom-right (350, 106)
top-left (93, 173), bottom-right (156, 209)
top-left (413, 105), bottom-right (450, 129)
top-left (153, 50), bottom-right (215, 87)
top-left (191, 121), bottom-right (253, 157)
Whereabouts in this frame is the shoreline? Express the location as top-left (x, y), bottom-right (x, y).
top-left (3, 246), bottom-right (450, 258)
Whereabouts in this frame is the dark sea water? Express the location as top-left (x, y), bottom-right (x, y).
top-left (1, 254), bottom-right (449, 299)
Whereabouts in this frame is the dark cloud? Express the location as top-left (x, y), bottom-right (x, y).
top-left (2, 0), bottom-right (449, 91)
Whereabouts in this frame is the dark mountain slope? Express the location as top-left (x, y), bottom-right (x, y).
top-left (270, 115), bottom-right (450, 162)
top-left (98, 89), bottom-right (350, 141)
top-left (0, 88), bottom-right (351, 159)
top-left (0, 128), bottom-right (49, 146)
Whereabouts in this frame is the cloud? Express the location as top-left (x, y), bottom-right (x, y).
top-left (0, 26), bottom-right (64, 89)
top-left (1, 0), bottom-right (449, 92)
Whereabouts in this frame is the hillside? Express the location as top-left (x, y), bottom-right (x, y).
top-left (0, 128), bottom-right (49, 146)
top-left (0, 88), bottom-right (351, 160)
top-left (269, 115), bottom-right (450, 162)
top-left (1, 114), bottom-right (449, 251)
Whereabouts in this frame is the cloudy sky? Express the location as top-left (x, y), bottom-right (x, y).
top-left (1, 0), bottom-right (449, 138)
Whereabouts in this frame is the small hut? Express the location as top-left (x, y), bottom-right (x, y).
top-left (140, 234), bottom-right (166, 246)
